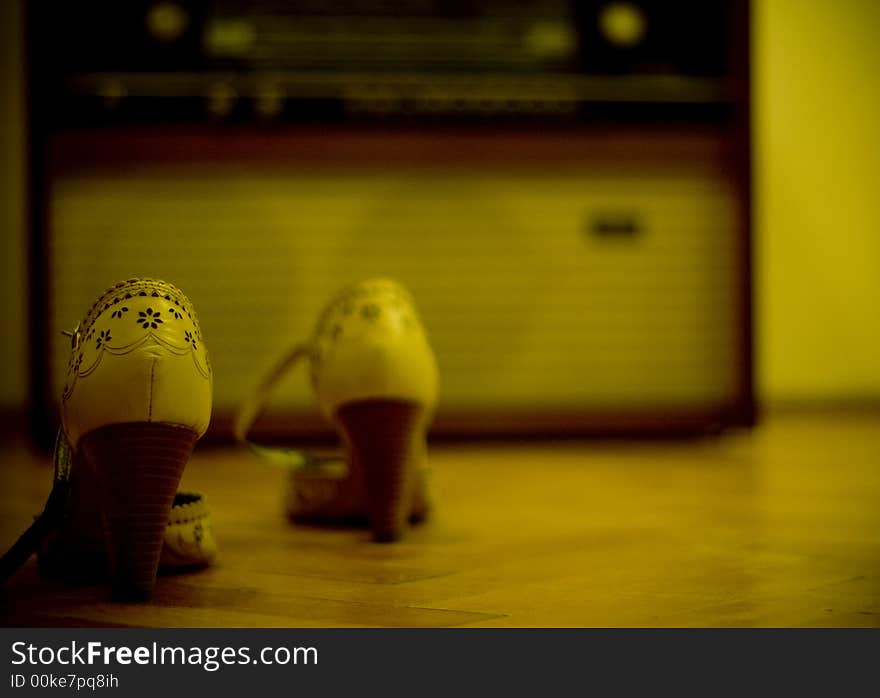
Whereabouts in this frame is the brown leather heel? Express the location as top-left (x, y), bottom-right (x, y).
top-left (79, 422), bottom-right (197, 601)
top-left (336, 399), bottom-right (426, 543)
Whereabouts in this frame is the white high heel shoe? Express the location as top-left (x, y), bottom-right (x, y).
top-left (0, 278), bottom-right (215, 600)
top-left (65, 278), bottom-right (213, 598)
top-left (236, 277), bottom-right (438, 542)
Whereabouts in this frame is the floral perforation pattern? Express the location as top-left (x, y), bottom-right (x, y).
top-left (361, 303), bottom-right (381, 321)
top-left (137, 308), bottom-right (163, 330)
top-left (75, 278), bottom-right (204, 341)
top-left (61, 278), bottom-right (212, 403)
top-left (308, 279), bottom-right (427, 374)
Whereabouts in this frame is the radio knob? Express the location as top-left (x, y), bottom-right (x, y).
top-left (598, 1), bottom-right (647, 48)
top-left (207, 82), bottom-right (237, 119)
top-left (255, 85), bottom-right (284, 120)
top-left (146, 2), bottom-right (189, 43)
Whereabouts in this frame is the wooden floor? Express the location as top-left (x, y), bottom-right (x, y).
top-left (1, 410), bottom-right (878, 627)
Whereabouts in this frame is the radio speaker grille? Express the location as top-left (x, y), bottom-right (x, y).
top-left (47, 130), bottom-right (745, 434)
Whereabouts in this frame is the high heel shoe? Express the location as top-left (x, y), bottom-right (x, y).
top-left (236, 278), bottom-right (438, 542)
top-left (0, 278), bottom-right (214, 600)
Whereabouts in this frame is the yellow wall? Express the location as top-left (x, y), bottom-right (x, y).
top-left (1, 1), bottom-right (879, 410)
top-left (754, 0), bottom-right (880, 403)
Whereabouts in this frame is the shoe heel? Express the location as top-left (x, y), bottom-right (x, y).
top-left (336, 399), bottom-right (426, 542)
top-left (79, 422), bottom-right (197, 600)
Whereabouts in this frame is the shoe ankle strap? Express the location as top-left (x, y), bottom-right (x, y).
top-left (0, 429), bottom-right (72, 583)
top-left (234, 342), bottom-right (345, 473)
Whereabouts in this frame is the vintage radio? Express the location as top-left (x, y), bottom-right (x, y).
top-left (28, 1), bottom-right (753, 442)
